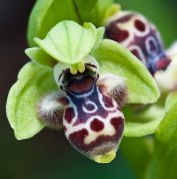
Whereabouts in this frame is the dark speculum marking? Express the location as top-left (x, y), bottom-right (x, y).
top-left (90, 119), bottom-right (104, 132)
top-left (105, 23), bottom-right (129, 43)
top-left (102, 95), bottom-right (114, 108)
top-left (110, 117), bottom-right (124, 132)
top-left (116, 29), bottom-right (129, 42)
top-left (130, 49), bottom-right (141, 60)
top-left (105, 13), bottom-right (135, 42)
top-left (135, 19), bottom-right (146, 32)
top-left (69, 129), bottom-right (89, 150)
top-left (69, 127), bottom-right (123, 155)
top-left (64, 107), bottom-right (75, 123)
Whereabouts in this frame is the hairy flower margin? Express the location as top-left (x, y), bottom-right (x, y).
top-left (6, 0), bottom-right (177, 166)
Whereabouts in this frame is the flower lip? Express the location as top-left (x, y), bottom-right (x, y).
top-left (147, 54), bottom-right (171, 75)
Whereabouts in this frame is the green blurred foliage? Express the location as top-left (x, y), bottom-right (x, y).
top-left (1, 1), bottom-right (177, 179)
top-left (145, 101), bottom-right (177, 179)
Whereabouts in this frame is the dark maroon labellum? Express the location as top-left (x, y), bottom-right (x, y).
top-left (39, 57), bottom-right (126, 163)
top-left (62, 67), bottom-right (125, 162)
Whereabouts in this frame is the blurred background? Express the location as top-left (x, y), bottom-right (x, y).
top-left (0, 0), bottom-right (176, 179)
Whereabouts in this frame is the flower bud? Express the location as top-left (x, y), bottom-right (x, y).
top-left (105, 11), bottom-right (170, 75)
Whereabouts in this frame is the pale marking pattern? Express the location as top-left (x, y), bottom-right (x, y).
top-left (63, 87), bottom-right (124, 145)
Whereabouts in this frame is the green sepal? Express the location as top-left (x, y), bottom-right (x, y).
top-left (123, 105), bottom-right (165, 137)
top-left (125, 120), bottom-right (161, 137)
top-left (92, 39), bottom-right (160, 104)
top-left (27, 0), bottom-right (79, 46)
top-left (165, 91), bottom-right (177, 112)
top-left (91, 27), bottom-right (105, 52)
top-left (6, 62), bottom-right (58, 140)
top-left (145, 102), bottom-right (177, 179)
top-left (34, 21), bottom-right (101, 65)
top-left (84, 0), bottom-right (114, 26)
top-left (27, 0), bottom-right (113, 46)
top-left (73, 0), bottom-right (98, 21)
top-left (74, 0), bottom-right (117, 26)
top-left (103, 3), bottom-right (121, 23)
top-left (25, 47), bottom-right (57, 67)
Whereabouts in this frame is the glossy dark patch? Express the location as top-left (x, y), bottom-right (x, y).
top-left (69, 129), bottom-right (89, 149)
top-left (64, 107), bottom-right (75, 123)
top-left (110, 117), bottom-right (124, 132)
top-left (102, 95), bottom-right (114, 108)
top-left (131, 49), bottom-right (141, 60)
top-left (90, 119), bottom-right (104, 132)
top-left (106, 23), bottom-right (129, 42)
top-left (135, 19), bottom-right (146, 32)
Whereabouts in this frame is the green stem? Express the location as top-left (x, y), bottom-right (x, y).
top-left (72, 0), bottom-right (83, 24)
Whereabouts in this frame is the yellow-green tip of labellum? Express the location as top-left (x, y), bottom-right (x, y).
top-left (94, 150), bottom-right (116, 164)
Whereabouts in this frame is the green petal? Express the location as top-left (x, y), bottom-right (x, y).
top-left (25, 47), bottom-right (57, 67)
top-left (74, 0), bottom-right (98, 20)
top-left (34, 21), bottom-right (99, 64)
top-left (124, 120), bottom-right (161, 137)
top-left (85, 0), bottom-right (114, 26)
top-left (27, 0), bottom-right (79, 46)
top-left (6, 62), bottom-right (58, 140)
top-left (73, 0), bottom-right (118, 26)
top-left (92, 39), bottom-right (160, 104)
top-left (145, 102), bottom-right (177, 179)
top-left (91, 27), bottom-right (105, 52)
top-left (123, 105), bottom-right (165, 137)
top-left (165, 91), bottom-right (177, 112)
